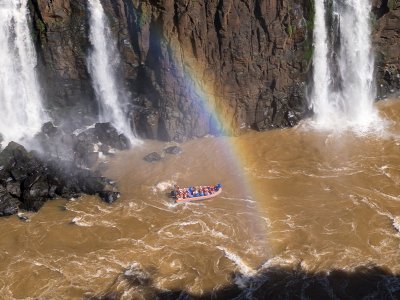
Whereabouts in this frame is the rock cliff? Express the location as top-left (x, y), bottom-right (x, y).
top-left (373, 0), bottom-right (400, 97)
top-left (29, 0), bottom-right (400, 141)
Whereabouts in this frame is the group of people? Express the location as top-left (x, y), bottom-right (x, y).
top-left (174, 184), bottom-right (222, 199)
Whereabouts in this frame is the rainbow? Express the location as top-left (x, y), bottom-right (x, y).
top-left (132, 2), bottom-right (268, 240)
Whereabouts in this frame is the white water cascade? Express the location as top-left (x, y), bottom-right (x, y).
top-left (310, 0), bottom-right (380, 130)
top-left (87, 0), bottom-right (137, 144)
top-left (0, 0), bottom-right (47, 144)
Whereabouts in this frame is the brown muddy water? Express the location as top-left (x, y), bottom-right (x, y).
top-left (1, 99), bottom-right (400, 299)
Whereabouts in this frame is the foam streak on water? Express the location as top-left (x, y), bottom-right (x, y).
top-left (310, 0), bottom-right (380, 131)
top-left (0, 0), bottom-right (47, 144)
top-left (87, 0), bottom-right (137, 144)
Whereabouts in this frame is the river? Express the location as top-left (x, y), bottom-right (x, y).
top-left (1, 99), bottom-right (400, 299)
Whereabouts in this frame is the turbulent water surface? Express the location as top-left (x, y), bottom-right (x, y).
top-left (1, 100), bottom-right (400, 299)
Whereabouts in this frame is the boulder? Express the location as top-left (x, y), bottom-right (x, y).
top-left (17, 214), bottom-right (29, 222)
top-left (0, 142), bottom-right (121, 216)
top-left (6, 181), bottom-right (21, 198)
top-left (164, 146), bottom-right (182, 155)
top-left (98, 191), bottom-right (120, 204)
top-left (41, 122), bottom-right (58, 137)
top-left (144, 152), bottom-right (162, 163)
top-left (95, 123), bottom-right (130, 150)
top-left (0, 186), bottom-right (20, 216)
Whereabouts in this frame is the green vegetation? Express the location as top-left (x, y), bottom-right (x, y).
top-left (287, 24), bottom-right (296, 37)
top-left (305, 0), bottom-right (315, 31)
top-left (304, 42), bottom-right (314, 63)
top-left (303, 0), bottom-right (315, 64)
top-left (370, 12), bottom-right (378, 30)
top-left (36, 18), bottom-right (45, 35)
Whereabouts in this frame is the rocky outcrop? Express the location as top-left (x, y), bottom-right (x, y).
top-left (0, 120), bottom-right (130, 216)
top-left (36, 121), bottom-right (130, 168)
top-left (30, 0), bottom-right (313, 141)
top-left (0, 141), bottom-right (120, 216)
top-left (373, 0), bottom-right (400, 98)
top-left (143, 152), bottom-right (163, 163)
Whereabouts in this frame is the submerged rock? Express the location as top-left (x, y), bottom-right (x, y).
top-left (98, 191), bottom-right (120, 204)
top-left (124, 263), bottom-right (152, 286)
top-left (144, 152), bottom-right (162, 163)
top-left (17, 213), bottom-right (29, 222)
top-left (164, 146), bottom-right (182, 155)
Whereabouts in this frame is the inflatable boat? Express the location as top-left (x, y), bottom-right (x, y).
top-left (173, 184), bottom-right (222, 203)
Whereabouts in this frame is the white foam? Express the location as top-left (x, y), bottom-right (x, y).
top-left (154, 180), bottom-right (175, 192)
top-left (392, 217), bottom-right (400, 233)
top-left (71, 217), bottom-right (92, 227)
top-left (72, 124), bottom-right (96, 136)
top-left (210, 229), bottom-right (228, 239)
top-left (217, 246), bottom-right (256, 277)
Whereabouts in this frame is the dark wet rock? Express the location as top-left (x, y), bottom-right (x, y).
top-left (70, 123), bottom-right (132, 168)
top-left (0, 186), bottom-right (20, 216)
top-left (74, 139), bottom-right (99, 167)
top-left (76, 127), bottom-right (98, 144)
top-left (41, 122), bottom-right (58, 137)
top-left (0, 142), bottom-right (120, 216)
top-left (6, 182), bottom-right (21, 198)
top-left (35, 124), bottom-right (75, 161)
top-left (98, 191), bottom-right (120, 204)
top-left (58, 205), bottom-right (67, 211)
top-left (164, 146), bottom-right (182, 155)
top-left (17, 214), bottom-right (29, 222)
top-left (124, 264), bottom-right (152, 286)
top-left (373, 2), bottom-right (400, 98)
top-left (85, 152), bottom-right (100, 168)
top-left (95, 123), bottom-right (130, 150)
top-left (144, 152), bottom-right (162, 163)
top-left (118, 134), bottom-right (131, 150)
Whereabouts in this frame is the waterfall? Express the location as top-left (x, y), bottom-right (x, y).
top-left (310, 0), bottom-right (380, 130)
top-left (0, 0), bottom-right (47, 144)
top-left (87, 0), bottom-right (137, 144)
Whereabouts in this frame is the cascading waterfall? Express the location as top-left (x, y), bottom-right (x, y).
top-left (0, 0), bottom-right (47, 144)
top-left (87, 0), bottom-right (137, 144)
top-left (310, 0), bottom-right (380, 130)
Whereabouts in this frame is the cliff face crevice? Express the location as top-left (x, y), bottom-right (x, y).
top-left (373, 0), bottom-right (400, 97)
top-left (29, 0), bottom-right (400, 141)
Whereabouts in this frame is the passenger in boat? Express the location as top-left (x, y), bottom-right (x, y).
top-left (203, 187), bottom-right (209, 196)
